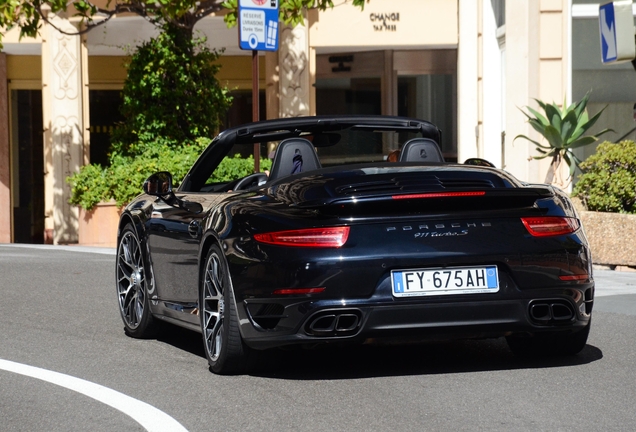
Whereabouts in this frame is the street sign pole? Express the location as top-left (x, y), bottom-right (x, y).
top-left (252, 49), bottom-right (260, 172)
top-left (238, 0), bottom-right (279, 173)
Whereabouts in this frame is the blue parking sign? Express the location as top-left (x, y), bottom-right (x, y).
top-left (239, 0), bottom-right (279, 51)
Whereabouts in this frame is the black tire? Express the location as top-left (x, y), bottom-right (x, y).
top-left (200, 244), bottom-right (254, 374)
top-left (116, 223), bottom-right (157, 338)
top-left (506, 320), bottom-right (591, 357)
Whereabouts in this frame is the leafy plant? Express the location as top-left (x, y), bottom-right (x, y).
top-left (212, 154), bottom-right (272, 183)
top-left (572, 140), bottom-right (636, 214)
top-left (69, 139), bottom-right (208, 209)
top-left (68, 140), bottom-right (272, 210)
top-left (514, 92), bottom-right (612, 184)
top-left (110, 23), bottom-right (231, 155)
top-left (68, 22), bottom-right (235, 210)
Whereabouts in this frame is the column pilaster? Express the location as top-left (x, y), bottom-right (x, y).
top-left (279, 20), bottom-right (311, 118)
top-left (42, 15), bottom-right (85, 244)
top-left (0, 53), bottom-right (10, 243)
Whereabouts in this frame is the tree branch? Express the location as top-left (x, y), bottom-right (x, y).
top-left (194, 2), bottom-right (225, 22)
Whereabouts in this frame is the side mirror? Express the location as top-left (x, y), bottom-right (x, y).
top-left (142, 172), bottom-right (203, 214)
top-left (143, 172), bottom-right (173, 196)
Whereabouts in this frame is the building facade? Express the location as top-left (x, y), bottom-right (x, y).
top-left (0, 0), bottom-right (631, 244)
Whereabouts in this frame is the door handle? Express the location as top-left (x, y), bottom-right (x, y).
top-left (188, 220), bottom-right (201, 238)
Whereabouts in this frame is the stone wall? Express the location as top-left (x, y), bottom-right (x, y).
top-left (579, 211), bottom-right (636, 267)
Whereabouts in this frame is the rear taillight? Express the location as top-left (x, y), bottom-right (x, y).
top-left (253, 226), bottom-right (350, 248)
top-left (272, 288), bottom-right (326, 295)
top-left (559, 274), bottom-right (589, 281)
top-left (521, 217), bottom-right (579, 237)
top-left (392, 191), bottom-right (486, 200)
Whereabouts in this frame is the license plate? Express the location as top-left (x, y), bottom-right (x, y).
top-left (391, 266), bottom-right (499, 297)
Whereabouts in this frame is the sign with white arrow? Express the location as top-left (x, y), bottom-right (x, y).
top-left (599, 1), bottom-right (635, 64)
top-left (600, 3), bottom-right (617, 62)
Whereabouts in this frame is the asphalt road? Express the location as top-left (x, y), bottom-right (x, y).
top-left (1, 244), bottom-right (635, 432)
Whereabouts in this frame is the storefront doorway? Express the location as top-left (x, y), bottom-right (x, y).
top-left (10, 89), bottom-right (44, 243)
top-left (315, 49), bottom-right (457, 161)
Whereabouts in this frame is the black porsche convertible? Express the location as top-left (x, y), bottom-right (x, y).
top-left (115, 115), bottom-right (594, 374)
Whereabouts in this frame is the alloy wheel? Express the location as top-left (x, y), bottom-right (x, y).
top-left (203, 251), bottom-right (225, 361)
top-left (116, 230), bottom-right (147, 329)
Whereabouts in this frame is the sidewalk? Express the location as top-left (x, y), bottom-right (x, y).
top-left (593, 268), bottom-right (636, 297)
top-left (0, 243), bottom-right (116, 255)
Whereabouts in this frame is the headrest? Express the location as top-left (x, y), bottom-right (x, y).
top-left (398, 138), bottom-right (445, 163)
top-left (268, 138), bottom-right (322, 181)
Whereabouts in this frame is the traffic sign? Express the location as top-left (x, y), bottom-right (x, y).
top-left (599, 1), bottom-right (635, 64)
top-left (599, 2), bottom-right (617, 62)
top-left (239, 0), bottom-right (279, 52)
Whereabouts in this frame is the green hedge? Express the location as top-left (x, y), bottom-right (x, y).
top-left (68, 139), bottom-right (271, 210)
top-left (573, 140), bottom-right (636, 214)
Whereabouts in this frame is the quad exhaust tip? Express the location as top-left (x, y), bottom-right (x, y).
top-left (529, 300), bottom-right (575, 324)
top-left (306, 310), bottom-right (362, 336)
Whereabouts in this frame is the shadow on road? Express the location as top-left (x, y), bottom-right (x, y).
top-left (151, 326), bottom-right (603, 380)
top-left (251, 339), bottom-right (603, 380)
top-left (155, 324), bottom-right (206, 359)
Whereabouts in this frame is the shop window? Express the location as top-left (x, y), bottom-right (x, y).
top-left (398, 74), bottom-right (456, 158)
top-left (315, 77), bottom-right (383, 162)
top-left (316, 77), bottom-right (381, 116)
top-left (89, 90), bottom-right (123, 167)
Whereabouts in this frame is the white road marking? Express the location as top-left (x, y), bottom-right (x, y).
top-left (0, 359), bottom-right (188, 432)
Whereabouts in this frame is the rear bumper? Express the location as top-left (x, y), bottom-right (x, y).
top-left (239, 286), bottom-right (594, 350)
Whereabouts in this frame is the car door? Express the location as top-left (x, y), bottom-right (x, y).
top-left (145, 193), bottom-right (226, 311)
top-left (146, 199), bottom-right (202, 306)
